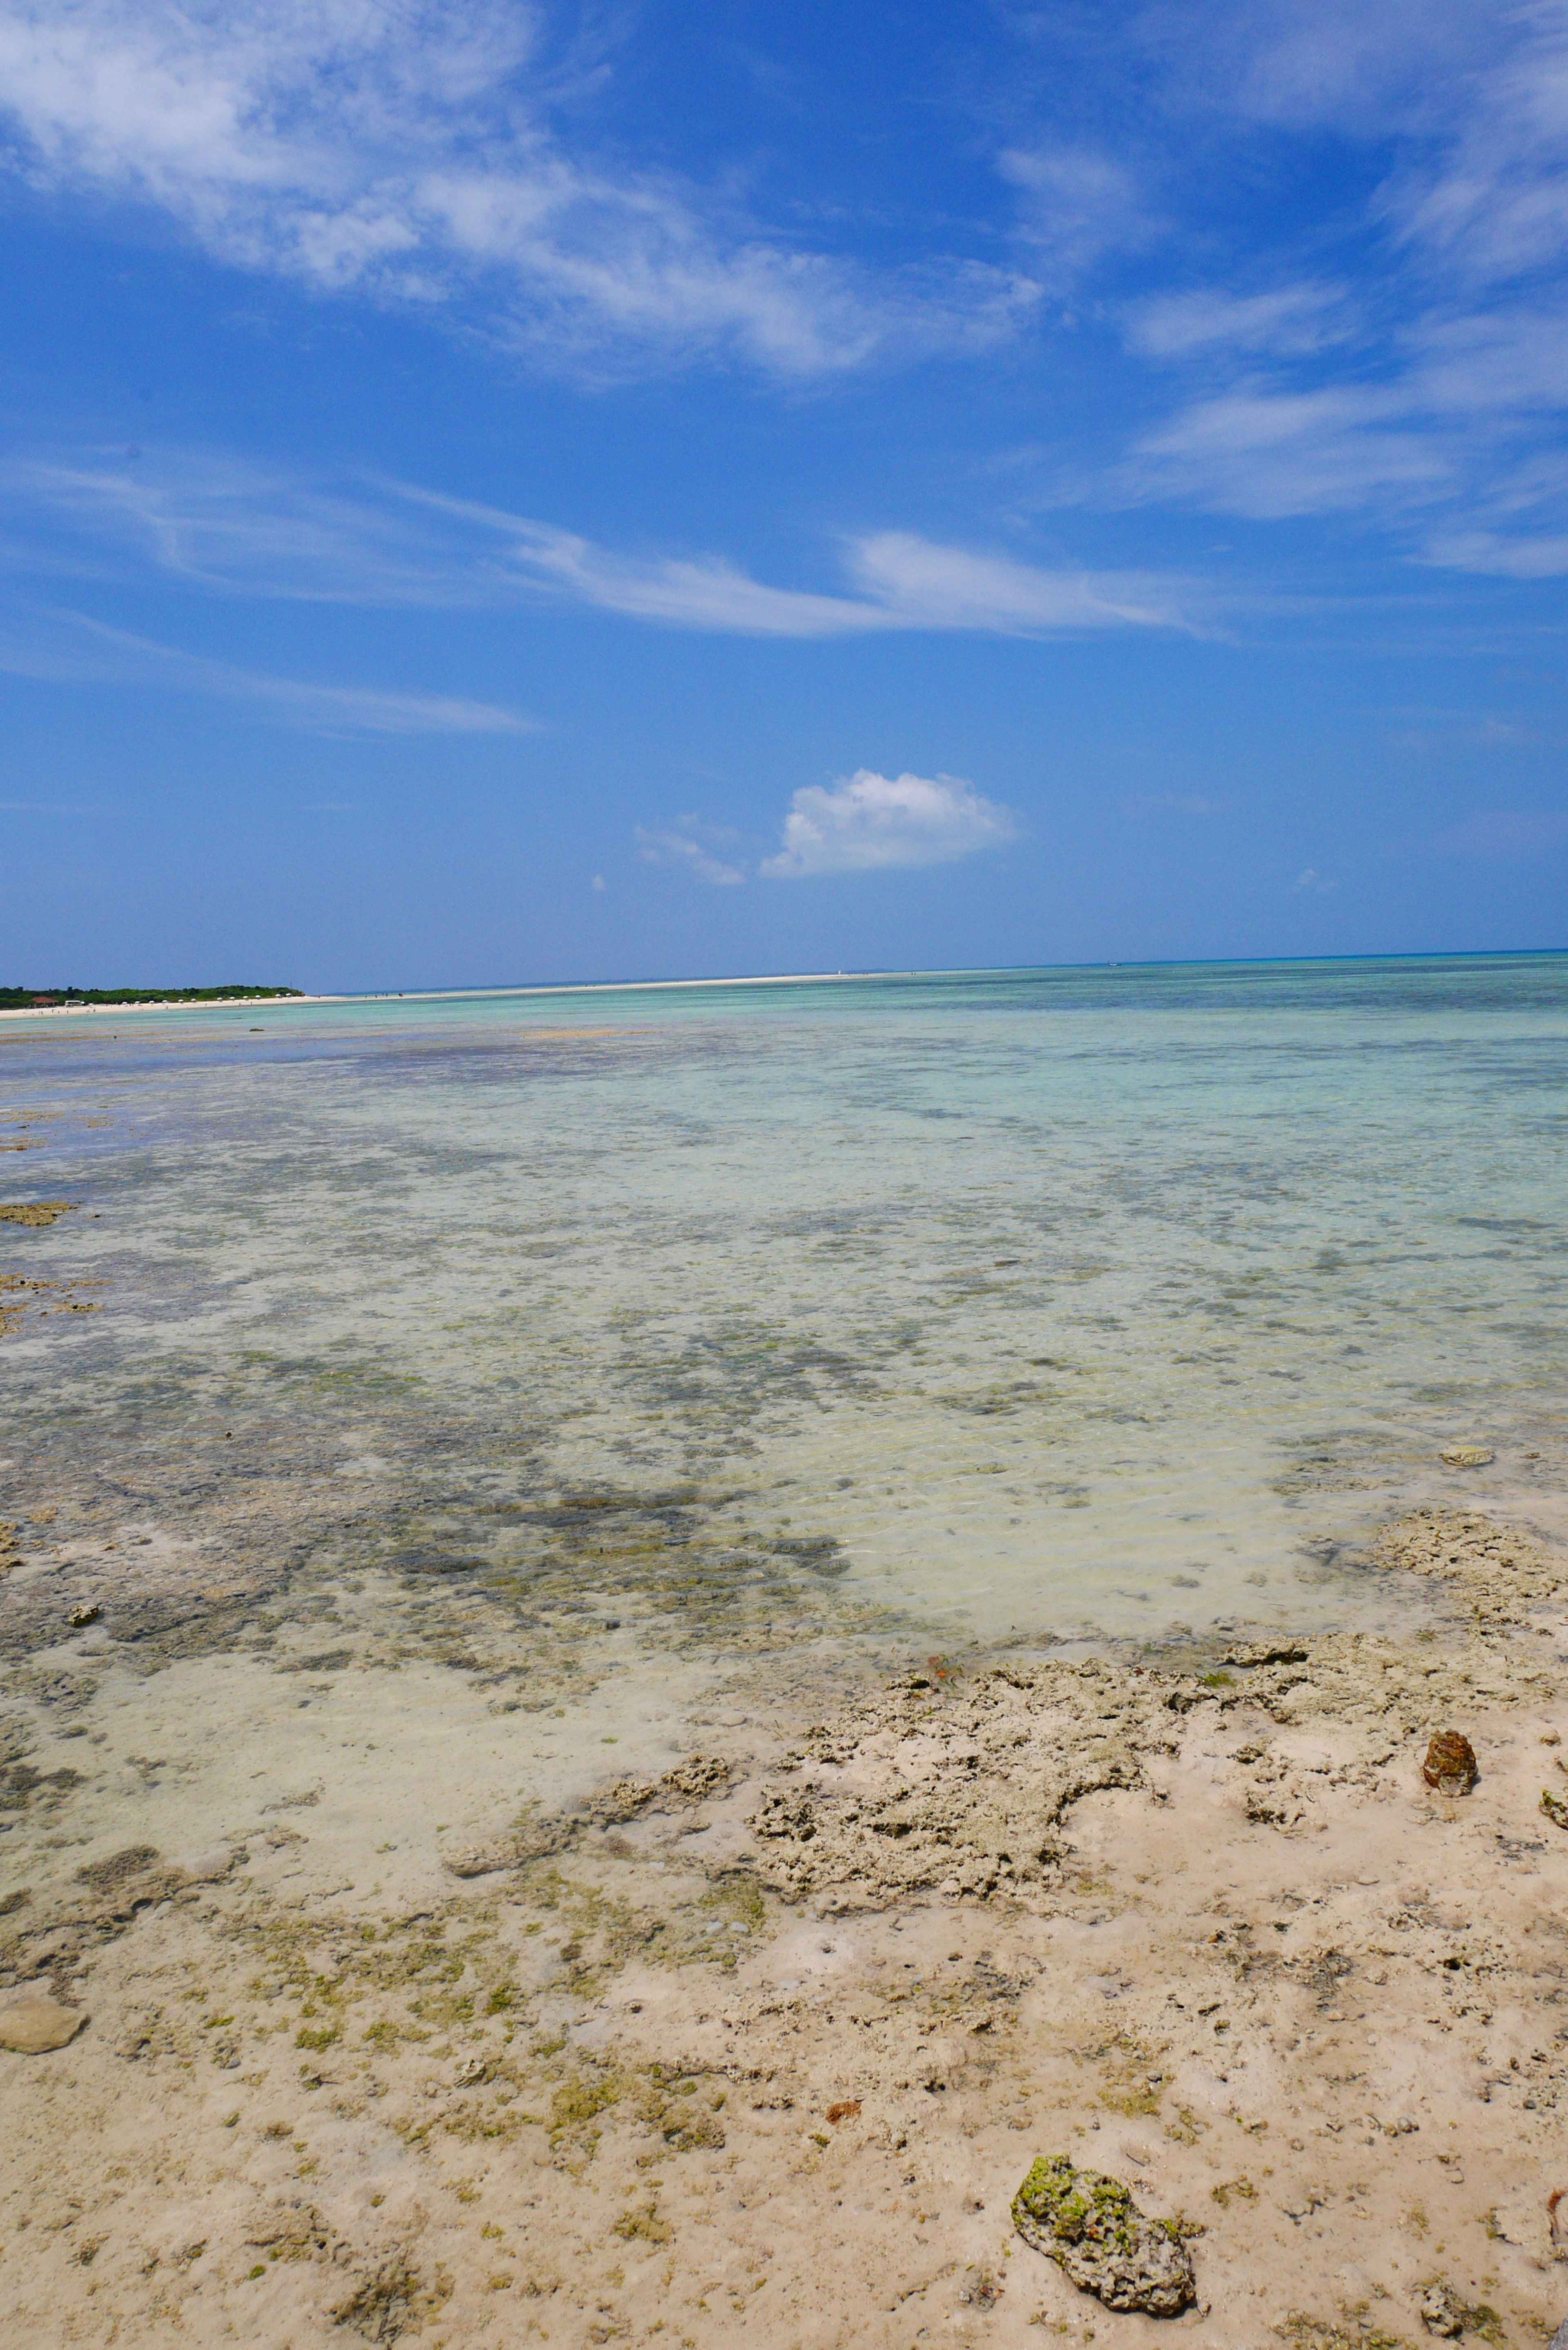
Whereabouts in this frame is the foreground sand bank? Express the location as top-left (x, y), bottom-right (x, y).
top-left (2, 1506), bottom-right (1566, 2349)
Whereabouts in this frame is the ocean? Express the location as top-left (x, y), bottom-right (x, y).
top-left (5, 952), bottom-right (1565, 1660)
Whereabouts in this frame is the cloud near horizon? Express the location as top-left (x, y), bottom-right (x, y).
top-left (759, 771), bottom-right (1017, 880)
top-left (635, 773), bottom-right (1018, 886)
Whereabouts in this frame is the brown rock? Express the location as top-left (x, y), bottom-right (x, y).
top-left (0, 1987), bottom-right (87, 2053)
top-left (1423, 1731), bottom-right (1478, 1794)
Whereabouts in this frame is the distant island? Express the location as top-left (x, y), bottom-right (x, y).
top-left (0, 985), bottom-right (303, 1009)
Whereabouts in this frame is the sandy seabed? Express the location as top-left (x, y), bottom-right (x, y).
top-left (2, 1504), bottom-right (1567, 2350)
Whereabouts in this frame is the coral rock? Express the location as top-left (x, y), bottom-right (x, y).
top-left (1011, 2155), bottom-right (1195, 2317)
top-left (1422, 1731), bottom-right (1477, 1794)
top-left (0, 1988), bottom-right (87, 2054)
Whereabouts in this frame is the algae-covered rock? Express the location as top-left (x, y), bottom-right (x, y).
top-left (1419, 2279), bottom-right (1466, 2336)
top-left (1011, 2154), bottom-right (1195, 2316)
top-left (1542, 1787), bottom-right (1568, 1831)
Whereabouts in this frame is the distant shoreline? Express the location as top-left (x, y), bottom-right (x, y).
top-left (0, 993), bottom-right (343, 1023)
top-left (0, 973), bottom-right (889, 1021)
top-left (2, 947), bottom-right (1563, 1024)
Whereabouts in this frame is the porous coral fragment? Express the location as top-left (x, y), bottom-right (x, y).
top-left (1011, 2153), bottom-right (1195, 2315)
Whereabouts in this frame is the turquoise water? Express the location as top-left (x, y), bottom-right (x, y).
top-left (4, 952), bottom-right (1566, 1648)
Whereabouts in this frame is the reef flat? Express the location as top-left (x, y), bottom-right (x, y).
top-left (4, 964), bottom-right (1568, 2345)
top-left (2, 1504), bottom-right (1566, 2348)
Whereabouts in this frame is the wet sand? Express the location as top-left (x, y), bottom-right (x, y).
top-left (2, 1501), bottom-right (1566, 2349)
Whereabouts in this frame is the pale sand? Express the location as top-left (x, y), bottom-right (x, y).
top-left (0, 971), bottom-right (889, 1021)
top-left (2, 1508), bottom-right (1567, 2348)
top-left (0, 997), bottom-right (341, 1022)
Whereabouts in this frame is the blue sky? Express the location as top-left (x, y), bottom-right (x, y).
top-left (2, 0), bottom-right (1566, 987)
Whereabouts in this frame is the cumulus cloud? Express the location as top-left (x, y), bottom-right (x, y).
top-left (0, 0), bottom-right (1033, 377)
top-left (758, 771), bottom-right (1016, 880)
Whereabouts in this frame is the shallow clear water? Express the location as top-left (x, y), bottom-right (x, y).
top-left (5, 952), bottom-right (1565, 1651)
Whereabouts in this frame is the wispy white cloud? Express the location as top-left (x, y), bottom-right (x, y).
top-left (1294, 866), bottom-right (1339, 891)
top-left (1432, 809), bottom-right (1568, 857)
top-left (1017, 7), bottom-right (1568, 573)
top-left (1126, 282), bottom-right (1351, 360)
top-left (0, 601), bottom-right (531, 732)
top-left (1126, 382), bottom-right (1454, 519)
top-left (1421, 530), bottom-right (1568, 579)
top-left (0, 0), bottom-right (1033, 377)
top-left (635, 822), bottom-right (744, 885)
top-left (999, 143), bottom-right (1152, 286)
top-left (0, 450), bottom-right (1200, 638)
top-left (1123, 789), bottom-right (1229, 816)
top-left (758, 770), bottom-right (1016, 879)
top-left (1217, 0), bottom-right (1497, 136)
top-left (1382, 7), bottom-right (1568, 285)
top-left (844, 531), bottom-right (1189, 632)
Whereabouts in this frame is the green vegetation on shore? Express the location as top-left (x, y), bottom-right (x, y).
top-left (1, 985), bottom-right (303, 1009)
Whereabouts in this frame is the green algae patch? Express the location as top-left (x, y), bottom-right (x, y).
top-left (613, 2203), bottom-right (672, 2244)
top-left (1012, 2155), bottom-right (1195, 2317)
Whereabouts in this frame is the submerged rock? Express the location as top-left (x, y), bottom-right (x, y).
top-left (1542, 1787), bottom-right (1568, 1831)
top-left (0, 1986), bottom-right (87, 2053)
top-left (1011, 2155), bottom-right (1195, 2317)
top-left (1419, 2280), bottom-right (1467, 2337)
top-left (594, 1754), bottom-right (731, 1824)
top-left (440, 1814), bottom-right (574, 1876)
top-left (1419, 2278), bottom-right (1504, 2339)
top-left (1423, 1731), bottom-right (1478, 1794)
top-left (1441, 1446), bottom-right (1494, 1468)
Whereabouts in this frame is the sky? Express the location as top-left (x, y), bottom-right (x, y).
top-left (2, 0), bottom-right (1566, 989)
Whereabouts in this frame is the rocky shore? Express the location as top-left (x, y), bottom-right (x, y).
top-left (1, 1505), bottom-right (1566, 2348)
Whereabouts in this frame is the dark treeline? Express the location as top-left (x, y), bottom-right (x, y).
top-left (2, 985), bottom-right (304, 1009)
